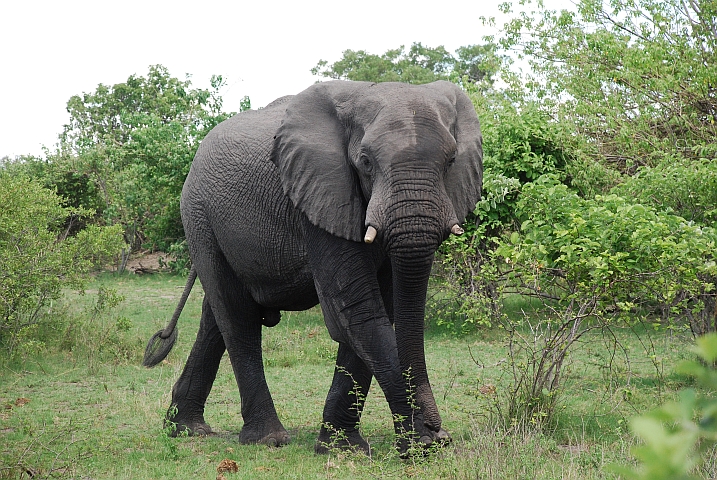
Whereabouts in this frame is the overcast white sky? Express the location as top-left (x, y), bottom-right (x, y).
top-left (0, 0), bottom-right (574, 158)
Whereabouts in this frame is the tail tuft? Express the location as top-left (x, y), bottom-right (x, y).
top-left (143, 328), bottom-right (179, 367)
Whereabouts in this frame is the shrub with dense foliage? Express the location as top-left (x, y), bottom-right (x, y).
top-left (0, 174), bottom-right (124, 356)
top-left (491, 176), bottom-right (717, 422)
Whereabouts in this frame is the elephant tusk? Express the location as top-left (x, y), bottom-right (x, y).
top-left (451, 224), bottom-right (464, 236)
top-left (364, 226), bottom-right (377, 244)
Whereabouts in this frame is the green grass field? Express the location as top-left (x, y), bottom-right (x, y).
top-left (0, 273), bottom-right (699, 479)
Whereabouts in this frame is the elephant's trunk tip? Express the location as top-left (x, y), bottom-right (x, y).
top-left (451, 224), bottom-right (464, 236)
top-left (364, 226), bottom-right (377, 244)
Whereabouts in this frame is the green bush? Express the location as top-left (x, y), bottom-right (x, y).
top-left (59, 286), bottom-right (135, 372)
top-left (490, 175), bottom-right (717, 426)
top-left (38, 65), bottom-right (233, 259)
top-left (0, 174), bottom-right (125, 356)
top-left (612, 157), bottom-right (717, 228)
top-left (505, 175), bottom-right (716, 320)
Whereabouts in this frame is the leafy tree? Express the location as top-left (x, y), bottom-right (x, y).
top-left (428, 82), bottom-right (610, 334)
top-left (52, 65), bottom-right (233, 253)
top-left (492, 175), bottom-right (717, 425)
top-left (312, 42), bottom-right (503, 88)
top-left (436, 0), bottom-right (717, 334)
top-left (428, 0), bottom-right (717, 433)
top-left (62, 65), bottom-right (227, 153)
top-left (0, 174), bottom-right (124, 356)
top-left (499, 0), bottom-right (717, 170)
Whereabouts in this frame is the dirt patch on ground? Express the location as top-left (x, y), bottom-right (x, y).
top-left (124, 252), bottom-right (172, 274)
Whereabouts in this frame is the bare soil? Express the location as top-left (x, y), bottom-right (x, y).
top-left (124, 251), bottom-right (172, 274)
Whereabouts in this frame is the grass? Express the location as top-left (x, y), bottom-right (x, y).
top-left (0, 273), bottom-right (699, 479)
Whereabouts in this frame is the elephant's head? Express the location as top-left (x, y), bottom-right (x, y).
top-left (272, 80), bottom-right (482, 431)
top-left (272, 80), bottom-right (482, 252)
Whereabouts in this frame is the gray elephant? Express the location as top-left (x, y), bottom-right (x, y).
top-left (143, 80), bottom-right (482, 456)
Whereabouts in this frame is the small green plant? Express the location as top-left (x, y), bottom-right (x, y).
top-left (613, 333), bottom-right (717, 479)
top-left (317, 366), bottom-right (371, 457)
top-left (159, 405), bottom-right (187, 461)
top-left (59, 286), bottom-right (135, 373)
top-left (318, 422), bottom-right (350, 453)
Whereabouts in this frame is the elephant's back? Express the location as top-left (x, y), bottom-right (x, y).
top-left (193, 98), bottom-right (290, 175)
top-left (184, 99), bottom-right (290, 219)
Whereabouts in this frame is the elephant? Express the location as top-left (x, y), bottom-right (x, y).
top-left (143, 80), bottom-right (483, 456)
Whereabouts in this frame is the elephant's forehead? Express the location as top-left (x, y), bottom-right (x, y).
top-left (364, 102), bottom-right (455, 146)
top-left (357, 93), bottom-right (454, 134)
top-left (359, 87), bottom-right (451, 115)
top-left (363, 122), bottom-right (456, 166)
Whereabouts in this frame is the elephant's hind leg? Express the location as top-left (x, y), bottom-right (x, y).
top-left (222, 298), bottom-right (290, 447)
top-left (316, 342), bottom-right (373, 455)
top-left (197, 259), bottom-right (290, 447)
top-left (167, 296), bottom-right (225, 436)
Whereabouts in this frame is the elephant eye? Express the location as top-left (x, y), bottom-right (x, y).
top-left (361, 154), bottom-right (373, 172)
top-left (445, 153), bottom-right (456, 173)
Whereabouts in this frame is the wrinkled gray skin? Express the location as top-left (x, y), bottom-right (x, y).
top-left (163, 80), bottom-right (482, 455)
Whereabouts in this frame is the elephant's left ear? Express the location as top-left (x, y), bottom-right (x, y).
top-left (271, 81), bottom-right (368, 242)
top-left (424, 81), bottom-right (483, 223)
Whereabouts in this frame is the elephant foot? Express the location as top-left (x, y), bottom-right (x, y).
top-left (395, 419), bottom-right (452, 458)
top-left (165, 418), bottom-right (213, 437)
top-left (164, 405), bottom-right (214, 437)
top-left (314, 425), bottom-right (370, 456)
top-left (434, 427), bottom-right (452, 445)
top-left (239, 422), bottom-right (290, 447)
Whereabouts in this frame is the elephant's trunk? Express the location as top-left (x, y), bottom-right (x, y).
top-left (391, 253), bottom-right (442, 432)
top-left (363, 172), bottom-right (458, 432)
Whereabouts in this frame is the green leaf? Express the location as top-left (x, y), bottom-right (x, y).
top-left (695, 334), bottom-right (717, 363)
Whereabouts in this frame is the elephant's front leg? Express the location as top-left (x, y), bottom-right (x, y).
top-left (315, 342), bottom-right (372, 454)
top-left (305, 225), bottom-right (437, 455)
top-left (337, 304), bottom-right (436, 456)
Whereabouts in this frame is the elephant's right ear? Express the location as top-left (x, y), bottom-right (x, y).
top-left (271, 81), bottom-right (368, 242)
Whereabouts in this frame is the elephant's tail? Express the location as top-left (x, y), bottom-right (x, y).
top-left (142, 265), bottom-right (198, 367)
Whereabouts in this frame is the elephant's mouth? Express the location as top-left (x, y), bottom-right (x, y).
top-left (364, 203), bottom-right (459, 256)
top-left (362, 175), bottom-right (461, 255)
top-left (385, 218), bottom-right (447, 256)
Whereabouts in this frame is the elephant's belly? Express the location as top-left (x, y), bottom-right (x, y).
top-left (249, 270), bottom-right (320, 311)
top-left (220, 234), bottom-right (319, 311)
top-left (193, 148), bottom-right (319, 311)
